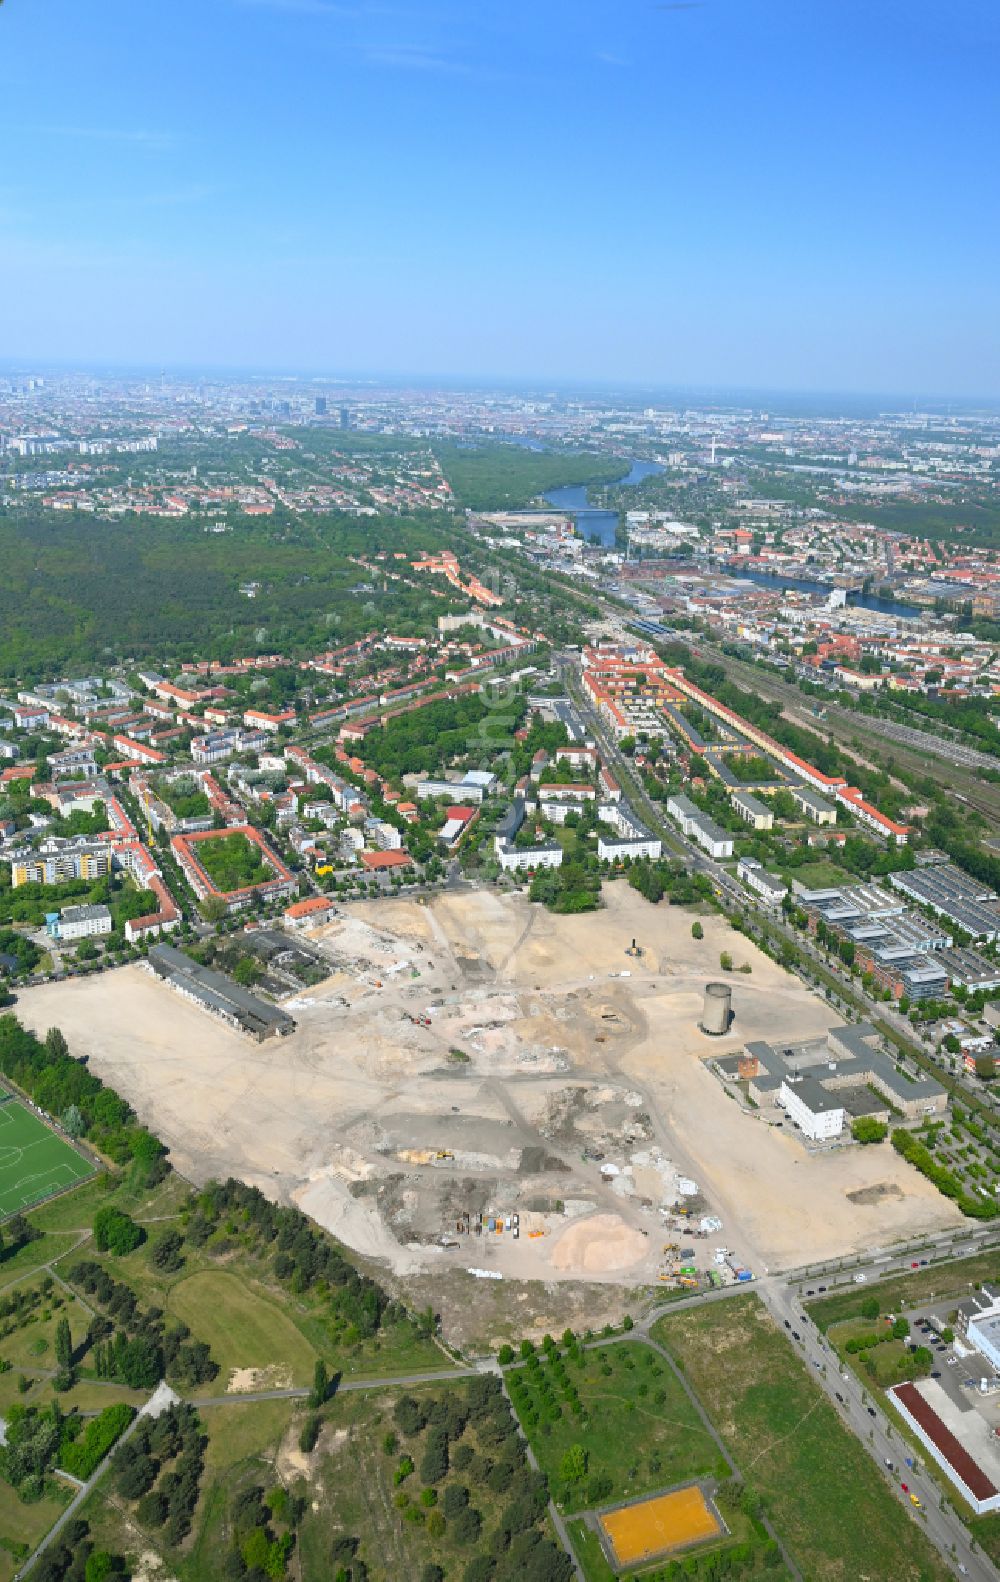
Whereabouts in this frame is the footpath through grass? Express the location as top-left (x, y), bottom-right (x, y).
top-left (653, 1294), bottom-right (952, 1582)
top-left (0, 1095), bottom-right (92, 1217)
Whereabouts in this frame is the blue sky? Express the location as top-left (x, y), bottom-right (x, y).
top-left (2, 0), bottom-right (997, 394)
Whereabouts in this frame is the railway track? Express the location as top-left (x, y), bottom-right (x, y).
top-left (674, 636), bottom-right (1000, 828)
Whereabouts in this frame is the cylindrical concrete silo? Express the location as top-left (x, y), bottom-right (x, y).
top-left (700, 981), bottom-right (732, 1036)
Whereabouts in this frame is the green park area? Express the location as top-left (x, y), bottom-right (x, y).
top-left (0, 1096), bottom-right (93, 1217)
top-left (157, 775), bottom-right (211, 820)
top-left (504, 1336), bottom-right (722, 1513)
top-left (652, 1295), bottom-right (952, 1582)
top-left (191, 831), bottom-right (272, 893)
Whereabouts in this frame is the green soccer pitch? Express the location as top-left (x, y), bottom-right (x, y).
top-left (0, 1095), bottom-right (94, 1218)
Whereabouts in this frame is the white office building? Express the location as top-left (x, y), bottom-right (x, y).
top-left (779, 1077), bottom-right (845, 1141)
top-left (48, 902), bottom-right (113, 942)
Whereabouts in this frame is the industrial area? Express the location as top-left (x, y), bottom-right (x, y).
top-left (15, 883), bottom-right (963, 1316)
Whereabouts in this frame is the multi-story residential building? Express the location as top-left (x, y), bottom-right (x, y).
top-left (737, 857), bottom-right (787, 906)
top-left (497, 840), bottom-right (563, 873)
top-left (11, 836), bottom-right (112, 887)
top-left (46, 902), bottom-right (112, 941)
top-left (732, 791), bottom-right (774, 830)
top-left (666, 793), bottom-right (734, 860)
top-left (597, 801), bottom-right (662, 862)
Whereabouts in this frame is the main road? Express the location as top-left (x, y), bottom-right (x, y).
top-left (561, 648), bottom-right (997, 1581)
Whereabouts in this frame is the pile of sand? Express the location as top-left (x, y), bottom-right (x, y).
top-left (549, 1212), bottom-right (648, 1275)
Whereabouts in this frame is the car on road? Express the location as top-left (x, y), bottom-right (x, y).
top-left (784, 1319), bottom-right (790, 1328)
top-left (854, 1273), bottom-right (867, 1283)
top-left (835, 1392), bottom-right (845, 1403)
top-left (931, 1371), bottom-right (941, 1378)
top-left (806, 1288), bottom-right (814, 1295)
top-left (920, 1259), bottom-right (928, 1266)
top-left (911, 1261), bottom-right (919, 1268)
top-left (818, 1285), bottom-right (827, 1292)
top-left (792, 1331), bottom-right (801, 1341)
top-left (909, 1494), bottom-right (922, 1509)
top-left (901, 1483), bottom-right (909, 1493)
top-left (867, 1406), bottom-right (876, 1417)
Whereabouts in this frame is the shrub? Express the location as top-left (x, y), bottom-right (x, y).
top-left (61, 1404), bottom-right (135, 1480)
top-left (92, 1207), bottom-right (144, 1257)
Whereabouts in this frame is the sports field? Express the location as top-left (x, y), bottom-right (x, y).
top-left (0, 1095), bottom-right (93, 1217)
top-left (600, 1485), bottom-right (721, 1567)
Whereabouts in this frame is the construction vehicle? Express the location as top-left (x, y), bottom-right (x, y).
top-left (625, 938), bottom-right (644, 959)
top-left (435, 1150), bottom-right (454, 1160)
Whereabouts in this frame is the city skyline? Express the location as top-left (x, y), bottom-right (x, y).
top-left (2, 0), bottom-right (998, 396)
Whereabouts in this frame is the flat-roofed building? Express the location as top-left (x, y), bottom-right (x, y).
top-left (737, 857), bottom-right (787, 906)
top-left (11, 836), bottom-right (112, 887)
top-left (47, 902), bottom-right (112, 941)
top-left (666, 793), bottom-right (734, 859)
top-left (791, 786), bottom-right (837, 825)
top-left (732, 791), bottom-right (773, 831)
top-left (597, 801), bottom-right (662, 862)
top-left (148, 942), bottom-right (295, 1040)
top-left (497, 839), bottom-right (562, 873)
top-left (779, 1077), bottom-right (845, 1141)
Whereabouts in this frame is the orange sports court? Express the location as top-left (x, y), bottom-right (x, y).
top-left (599, 1483), bottom-right (721, 1568)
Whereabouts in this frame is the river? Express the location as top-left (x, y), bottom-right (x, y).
top-left (726, 566), bottom-right (919, 620)
top-left (544, 458), bottom-right (664, 546)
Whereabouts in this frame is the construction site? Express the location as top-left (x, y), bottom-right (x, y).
top-left (15, 884), bottom-right (964, 1324)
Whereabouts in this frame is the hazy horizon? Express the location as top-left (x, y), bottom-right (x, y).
top-left (3, 0), bottom-right (998, 396)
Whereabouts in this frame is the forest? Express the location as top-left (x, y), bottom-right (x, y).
top-left (0, 505), bottom-right (458, 680)
top-left (433, 443), bottom-right (630, 511)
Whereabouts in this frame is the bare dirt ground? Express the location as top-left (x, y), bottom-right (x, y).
top-left (17, 884), bottom-right (961, 1325)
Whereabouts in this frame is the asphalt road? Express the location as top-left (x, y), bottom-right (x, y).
top-left (763, 1279), bottom-right (986, 1582)
top-left (562, 655), bottom-right (997, 1579)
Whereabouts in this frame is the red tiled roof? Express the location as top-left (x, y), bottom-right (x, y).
top-left (893, 1383), bottom-right (998, 1502)
top-left (359, 849), bottom-right (412, 870)
top-left (285, 896), bottom-right (334, 919)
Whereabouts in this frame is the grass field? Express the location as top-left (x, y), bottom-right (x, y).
top-left (506, 1340), bottom-right (723, 1513)
top-left (0, 1478), bottom-right (70, 1582)
top-left (0, 1096), bottom-right (92, 1217)
top-left (166, 1269), bottom-right (320, 1387)
top-left (777, 859), bottom-right (850, 890)
top-left (653, 1295), bottom-right (952, 1582)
